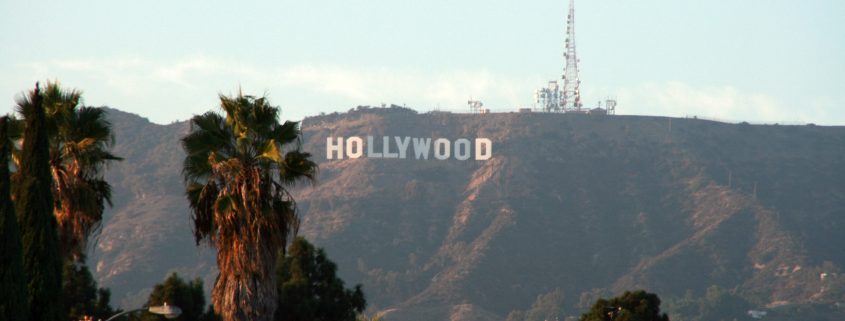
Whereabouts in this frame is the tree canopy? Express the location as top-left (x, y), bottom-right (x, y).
top-left (580, 290), bottom-right (669, 321)
top-left (181, 92), bottom-right (317, 321)
top-left (14, 83), bottom-right (65, 321)
top-left (39, 81), bottom-right (121, 263)
top-left (136, 273), bottom-right (212, 321)
top-left (63, 261), bottom-right (117, 321)
top-left (276, 237), bottom-right (366, 321)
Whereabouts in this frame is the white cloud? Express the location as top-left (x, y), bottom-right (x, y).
top-left (12, 57), bottom-right (539, 118)
top-left (615, 81), bottom-right (821, 124)
top-left (275, 65), bottom-right (537, 110)
top-left (5, 57), bottom-right (843, 125)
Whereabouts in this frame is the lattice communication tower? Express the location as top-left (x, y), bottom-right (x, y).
top-left (536, 0), bottom-right (583, 113)
top-left (561, 0), bottom-right (582, 112)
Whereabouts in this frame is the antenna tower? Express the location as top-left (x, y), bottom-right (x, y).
top-left (467, 99), bottom-right (483, 113)
top-left (561, 0), bottom-right (582, 112)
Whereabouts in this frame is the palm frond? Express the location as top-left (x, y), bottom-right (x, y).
top-left (16, 81), bottom-right (121, 263)
top-left (2, 115), bottom-right (23, 167)
top-left (273, 120), bottom-right (301, 147)
top-left (181, 112), bottom-right (233, 182)
top-left (186, 181), bottom-right (218, 245)
top-left (279, 150), bottom-right (318, 187)
top-left (182, 91), bottom-right (318, 321)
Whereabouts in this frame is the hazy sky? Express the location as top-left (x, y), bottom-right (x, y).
top-left (1, 0), bottom-right (843, 124)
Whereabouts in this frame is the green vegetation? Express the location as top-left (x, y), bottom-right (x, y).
top-left (14, 83), bottom-right (64, 321)
top-left (181, 92), bottom-right (317, 321)
top-left (134, 273), bottom-right (216, 321)
top-left (38, 81), bottom-right (121, 263)
top-left (579, 290), bottom-right (669, 321)
top-left (0, 116), bottom-right (27, 321)
top-left (129, 238), bottom-right (365, 321)
top-left (5, 82), bottom-right (120, 321)
top-left (5, 82), bottom-right (842, 321)
top-left (11, 81), bottom-right (121, 321)
top-left (63, 261), bottom-right (118, 320)
top-left (276, 237), bottom-right (366, 321)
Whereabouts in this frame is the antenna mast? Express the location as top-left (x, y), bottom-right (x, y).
top-left (561, 0), bottom-right (582, 112)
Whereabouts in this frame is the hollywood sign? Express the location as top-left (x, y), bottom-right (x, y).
top-left (327, 136), bottom-right (492, 160)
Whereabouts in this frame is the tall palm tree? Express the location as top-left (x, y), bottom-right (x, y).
top-left (182, 92), bottom-right (317, 321)
top-left (14, 81), bottom-right (122, 262)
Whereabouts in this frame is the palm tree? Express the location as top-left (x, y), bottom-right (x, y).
top-left (181, 92), bottom-right (317, 321)
top-left (14, 81), bottom-right (122, 262)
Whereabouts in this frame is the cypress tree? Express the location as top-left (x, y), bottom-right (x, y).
top-left (275, 237), bottom-right (366, 321)
top-left (0, 116), bottom-right (27, 321)
top-left (15, 83), bottom-right (63, 321)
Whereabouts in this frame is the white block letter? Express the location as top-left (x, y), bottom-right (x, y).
top-left (412, 138), bottom-right (431, 160)
top-left (434, 138), bottom-right (450, 160)
top-left (395, 136), bottom-right (411, 159)
top-left (346, 136), bottom-right (363, 159)
top-left (454, 138), bottom-right (471, 161)
top-left (327, 137), bottom-right (343, 160)
top-left (475, 138), bottom-right (492, 160)
top-left (383, 136), bottom-right (399, 158)
top-left (367, 136), bottom-right (382, 158)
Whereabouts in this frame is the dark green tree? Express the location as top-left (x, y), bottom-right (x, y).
top-left (96, 288), bottom-right (118, 319)
top-left (14, 83), bottom-right (64, 321)
top-left (580, 290), bottom-right (669, 321)
top-left (12, 81), bottom-right (121, 321)
top-left (0, 116), bottom-right (27, 321)
top-left (63, 261), bottom-right (117, 320)
top-left (275, 237), bottom-right (366, 321)
top-left (181, 92), bottom-right (317, 321)
top-left (138, 273), bottom-right (208, 321)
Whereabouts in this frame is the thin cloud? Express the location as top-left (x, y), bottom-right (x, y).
top-left (276, 65), bottom-right (536, 110)
top-left (6, 57), bottom-right (843, 125)
top-left (11, 56), bottom-right (539, 121)
top-left (615, 81), bottom-right (828, 124)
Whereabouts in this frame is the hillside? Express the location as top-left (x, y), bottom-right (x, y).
top-left (91, 109), bottom-right (216, 307)
top-left (92, 107), bottom-right (845, 320)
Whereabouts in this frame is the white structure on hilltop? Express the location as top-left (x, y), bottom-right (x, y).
top-left (536, 0), bottom-right (583, 113)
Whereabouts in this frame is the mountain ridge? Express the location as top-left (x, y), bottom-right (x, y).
top-left (92, 106), bottom-right (845, 320)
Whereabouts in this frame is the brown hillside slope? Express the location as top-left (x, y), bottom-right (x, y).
top-left (93, 107), bottom-right (845, 320)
